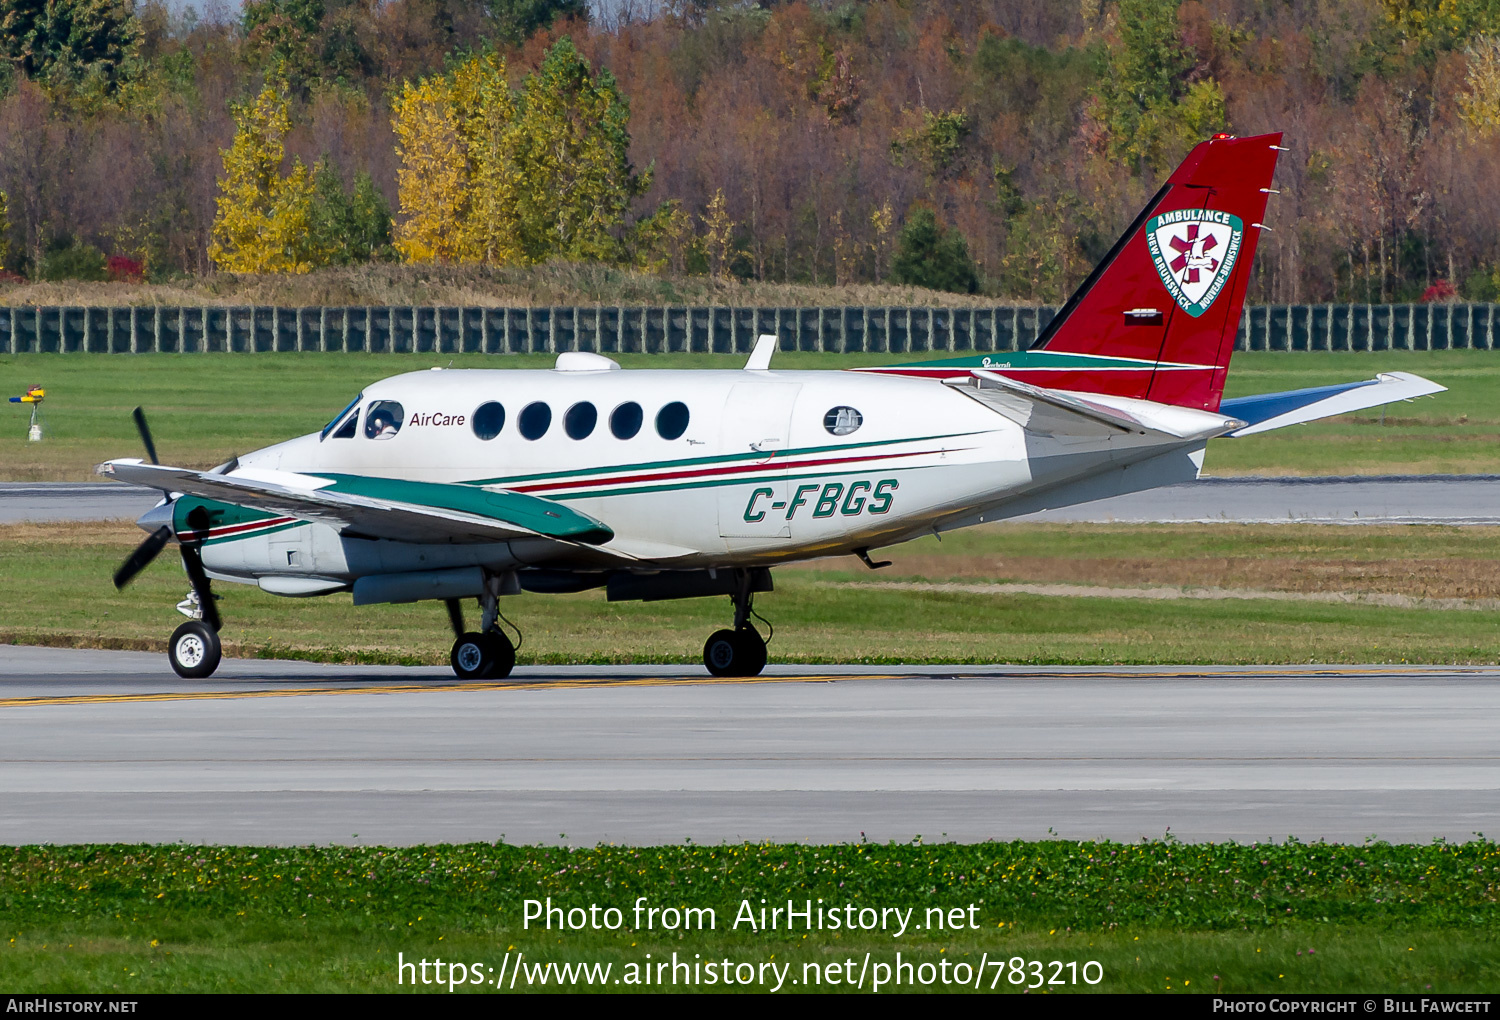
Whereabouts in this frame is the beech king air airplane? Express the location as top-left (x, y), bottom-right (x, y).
top-left (101, 132), bottom-right (1444, 680)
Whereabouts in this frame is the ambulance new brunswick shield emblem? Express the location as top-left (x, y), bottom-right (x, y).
top-left (1145, 209), bottom-right (1245, 318)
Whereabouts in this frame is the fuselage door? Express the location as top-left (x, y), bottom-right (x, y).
top-left (718, 382), bottom-right (801, 540)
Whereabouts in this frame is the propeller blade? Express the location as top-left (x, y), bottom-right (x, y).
top-left (132, 407), bottom-right (159, 465)
top-left (179, 541), bottom-right (221, 633)
top-left (112, 526), bottom-right (173, 589)
top-left (445, 598), bottom-right (465, 638)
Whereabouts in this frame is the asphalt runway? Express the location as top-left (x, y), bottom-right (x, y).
top-left (7, 476), bottom-right (1500, 525)
top-left (2, 645), bottom-right (1497, 846)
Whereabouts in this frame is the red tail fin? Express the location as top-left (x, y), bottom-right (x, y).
top-left (1029, 133), bottom-right (1281, 410)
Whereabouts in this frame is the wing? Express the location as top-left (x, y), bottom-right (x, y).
top-left (97, 460), bottom-right (615, 547)
top-left (945, 369), bottom-right (1245, 440)
top-left (1221, 371), bottom-right (1446, 436)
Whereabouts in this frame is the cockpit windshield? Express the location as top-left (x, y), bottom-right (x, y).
top-left (320, 393), bottom-right (363, 441)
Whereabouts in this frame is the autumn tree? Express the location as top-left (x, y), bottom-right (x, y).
top-left (508, 38), bottom-right (651, 262)
top-left (209, 83), bottom-right (316, 274)
top-left (391, 54), bottom-right (517, 264)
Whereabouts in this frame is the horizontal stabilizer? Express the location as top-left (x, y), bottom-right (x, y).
top-left (946, 370), bottom-right (1245, 440)
top-left (1223, 371), bottom-right (1445, 436)
top-left (96, 460), bottom-right (615, 546)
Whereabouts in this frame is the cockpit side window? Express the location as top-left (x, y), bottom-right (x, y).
top-left (320, 393), bottom-right (363, 441)
top-left (331, 412), bottom-right (358, 439)
top-left (364, 400), bottom-right (405, 440)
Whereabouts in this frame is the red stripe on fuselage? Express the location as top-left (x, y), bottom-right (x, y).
top-left (507, 448), bottom-right (948, 496)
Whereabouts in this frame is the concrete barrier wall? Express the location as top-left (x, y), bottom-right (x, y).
top-left (0, 303), bottom-right (1495, 355)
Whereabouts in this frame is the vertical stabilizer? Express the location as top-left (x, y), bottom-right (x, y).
top-left (858, 133), bottom-right (1281, 412)
top-left (1027, 132), bottom-right (1281, 410)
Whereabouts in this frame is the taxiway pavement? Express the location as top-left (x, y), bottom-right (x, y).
top-left (2, 645), bottom-right (1496, 846)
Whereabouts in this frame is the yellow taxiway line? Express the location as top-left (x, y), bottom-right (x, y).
top-left (0, 664), bottom-right (1488, 709)
top-left (0, 672), bottom-right (901, 708)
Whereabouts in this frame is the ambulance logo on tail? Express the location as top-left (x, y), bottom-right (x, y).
top-left (1145, 209), bottom-right (1244, 317)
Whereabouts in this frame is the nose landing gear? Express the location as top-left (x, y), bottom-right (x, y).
top-left (703, 570), bottom-right (770, 677)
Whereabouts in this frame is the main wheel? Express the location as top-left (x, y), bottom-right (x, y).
top-left (483, 631), bottom-right (515, 679)
top-left (703, 627), bottom-right (767, 678)
top-left (451, 632), bottom-right (491, 680)
top-left (168, 619), bottom-right (221, 679)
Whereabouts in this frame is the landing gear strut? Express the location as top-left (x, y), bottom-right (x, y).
top-left (447, 574), bottom-right (517, 680)
top-left (703, 570), bottom-right (769, 677)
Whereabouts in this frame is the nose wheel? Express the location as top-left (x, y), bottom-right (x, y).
top-left (169, 619), bottom-right (222, 679)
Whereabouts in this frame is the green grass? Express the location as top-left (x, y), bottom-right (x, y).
top-left (7, 522), bottom-right (1500, 665)
top-left (0, 349), bottom-right (1492, 480)
top-left (3, 840), bottom-right (1497, 992)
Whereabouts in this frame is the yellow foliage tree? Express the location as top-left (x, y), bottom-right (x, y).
top-left (392, 74), bottom-right (472, 263)
top-left (392, 42), bottom-right (646, 267)
top-left (451, 54), bottom-right (522, 265)
top-left (1460, 35), bottom-right (1500, 134)
top-left (209, 84), bottom-right (316, 274)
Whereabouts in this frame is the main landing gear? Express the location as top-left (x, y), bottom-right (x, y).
top-left (447, 577), bottom-right (518, 680)
top-left (703, 571), bottom-right (770, 678)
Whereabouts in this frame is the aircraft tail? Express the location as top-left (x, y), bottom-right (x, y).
top-left (860, 133), bottom-right (1282, 412)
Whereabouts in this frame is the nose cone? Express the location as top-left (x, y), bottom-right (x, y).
top-left (135, 499), bottom-right (175, 534)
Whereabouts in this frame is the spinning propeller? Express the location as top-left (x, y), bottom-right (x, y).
top-left (110, 407), bottom-right (220, 631)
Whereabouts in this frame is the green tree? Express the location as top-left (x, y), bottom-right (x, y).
top-left (508, 37), bottom-right (650, 263)
top-left (0, 0), bottom-right (137, 84)
top-left (891, 208), bottom-right (978, 294)
top-left (307, 159), bottom-right (393, 266)
top-left (0, 191), bottom-right (10, 272)
top-left (209, 83), bottom-right (317, 274)
top-left (38, 234), bottom-right (106, 281)
top-left (478, 0), bottom-right (588, 46)
top-left (1093, 0), bottom-right (1225, 172)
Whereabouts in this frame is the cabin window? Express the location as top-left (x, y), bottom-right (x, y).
top-left (656, 401), bottom-right (690, 440)
top-left (364, 400), bottom-right (405, 440)
top-left (519, 401), bottom-right (551, 440)
top-left (320, 393), bottom-right (362, 441)
top-left (824, 406), bottom-right (863, 436)
top-left (472, 401), bottom-right (505, 440)
top-left (610, 401), bottom-right (643, 439)
top-left (564, 401), bottom-right (597, 439)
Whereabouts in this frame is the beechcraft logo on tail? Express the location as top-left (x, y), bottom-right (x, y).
top-left (1145, 209), bottom-right (1244, 317)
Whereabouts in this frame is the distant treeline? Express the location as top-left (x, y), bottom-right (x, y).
top-left (0, 0), bottom-right (1499, 304)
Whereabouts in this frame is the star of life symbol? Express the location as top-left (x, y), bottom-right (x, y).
top-left (1145, 209), bottom-right (1244, 317)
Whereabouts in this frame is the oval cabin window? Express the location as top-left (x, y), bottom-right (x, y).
top-left (472, 401), bottom-right (505, 440)
top-left (564, 402), bottom-right (598, 440)
top-left (610, 402), bottom-right (644, 439)
top-left (518, 402), bottom-right (552, 440)
top-left (656, 401), bottom-right (690, 440)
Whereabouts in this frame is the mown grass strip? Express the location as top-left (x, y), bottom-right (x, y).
top-left (2, 840), bottom-right (1497, 993)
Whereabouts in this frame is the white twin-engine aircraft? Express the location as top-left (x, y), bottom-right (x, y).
top-left (102, 132), bottom-right (1444, 679)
